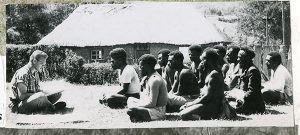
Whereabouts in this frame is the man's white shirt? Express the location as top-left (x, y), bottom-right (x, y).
top-left (264, 64), bottom-right (293, 96)
top-left (118, 65), bottom-right (140, 94)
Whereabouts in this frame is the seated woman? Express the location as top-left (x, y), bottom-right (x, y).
top-left (179, 48), bottom-right (226, 120)
top-left (127, 54), bottom-right (168, 122)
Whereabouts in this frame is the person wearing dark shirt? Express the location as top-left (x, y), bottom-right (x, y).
top-left (227, 47), bottom-right (265, 114)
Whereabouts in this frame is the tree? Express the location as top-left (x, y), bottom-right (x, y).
top-left (237, 1), bottom-right (291, 47)
top-left (6, 4), bottom-right (78, 44)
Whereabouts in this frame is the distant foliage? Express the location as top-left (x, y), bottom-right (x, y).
top-left (6, 4), bottom-right (78, 44)
top-left (80, 63), bottom-right (118, 85)
top-left (6, 45), bottom-right (31, 82)
top-left (64, 50), bottom-right (86, 84)
top-left (237, 1), bottom-right (291, 46)
top-left (208, 8), bottom-right (223, 16)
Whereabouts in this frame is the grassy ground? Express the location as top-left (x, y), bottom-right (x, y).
top-left (5, 80), bottom-right (295, 129)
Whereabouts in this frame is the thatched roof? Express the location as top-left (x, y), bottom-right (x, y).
top-left (38, 2), bottom-right (230, 47)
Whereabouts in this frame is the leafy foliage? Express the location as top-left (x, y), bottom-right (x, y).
top-left (6, 4), bottom-right (77, 44)
top-left (80, 63), bottom-right (118, 85)
top-left (64, 50), bottom-right (85, 84)
top-left (237, 1), bottom-right (290, 46)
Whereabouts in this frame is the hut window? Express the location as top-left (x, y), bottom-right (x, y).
top-left (91, 50), bottom-right (103, 60)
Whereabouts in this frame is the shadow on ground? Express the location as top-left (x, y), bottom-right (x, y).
top-left (165, 113), bottom-right (181, 121)
top-left (165, 113), bottom-right (252, 121)
top-left (55, 107), bottom-right (75, 115)
top-left (30, 107), bottom-right (75, 115)
top-left (264, 108), bottom-right (286, 115)
top-left (16, 120), bottom-right (90, 126)
top-left (236, 115), bottom-right (252, 121)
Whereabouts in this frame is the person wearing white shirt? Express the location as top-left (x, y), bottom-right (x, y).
top-left (99, 48), bottom-right (140, 108)
top-left (262, 51), bottom-right (293, 105)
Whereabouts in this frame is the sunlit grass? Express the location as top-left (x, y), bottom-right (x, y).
top-left (5, 79), bottom-right (295, 129)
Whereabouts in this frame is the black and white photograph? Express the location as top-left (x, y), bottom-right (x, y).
top-left (4, 1), bottom-right (295, 129)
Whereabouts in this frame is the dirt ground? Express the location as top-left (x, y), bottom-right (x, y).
top-left (4, 80), bottom-right (295, 129)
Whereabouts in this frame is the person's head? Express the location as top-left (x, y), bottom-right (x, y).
top-left (168, 51), bottom-right (184, 70)
top-left (109, 48), bottom-right (127, 70)
top-left (199, 48), bottom-right (219, 71)
top-left (188, 45), bottom-right (202, 62)
top-left (138, 54), bottom-right (157, 77)
top-left (29, 50), bottom-right (48, 72)
top-left (213, 45), bottom-right (226, 58)
top-left (238, 47), bottom-right (255, 69)
top-left (266, 51), bottom-right (282, 70)
top-left (157, 49), bottom-right (170, 67)
top-left (226, 45), bottom-right (240, 63)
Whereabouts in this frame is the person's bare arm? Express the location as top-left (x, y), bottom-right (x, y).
top-left (170, 72), bottom-right (179, 94)
top-left (117, 83), bottom-right (129, 95)
top-left (186, 71), bottom-right (221, 106)
top-left (137, 76), bottom-right (161, 107)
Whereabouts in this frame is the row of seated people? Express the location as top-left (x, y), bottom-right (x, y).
top-left (10, 46), bottom-right (291, 123)
top-left (99, 45), bottom-right (292, 122)
top-left (159, 45), bottom-right (293, 118)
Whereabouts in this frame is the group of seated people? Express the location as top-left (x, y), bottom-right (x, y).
top-left (9, 45), bottom-right (293, 122)
top-left (99, 45), bottom-right (293, 122)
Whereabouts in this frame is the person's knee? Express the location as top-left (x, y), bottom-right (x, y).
top-left (127, 108), bottom-right (135, 116)
top-left (107, 97), bottom-right (125, 109)
top-left (48, 92), bottom-right (62, 103)
top-left (262, 90), bottom-right (277, 103)
top-left (262, 90), bottom-right (272, 97)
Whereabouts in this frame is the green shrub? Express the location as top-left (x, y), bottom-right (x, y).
top-left (80, 63), bottom-right (118, 85)
top-left (64, 50), bottom-right (86, 84)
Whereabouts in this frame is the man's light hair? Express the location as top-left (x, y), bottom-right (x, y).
top-left (29, 50), bottom-right (48, 62)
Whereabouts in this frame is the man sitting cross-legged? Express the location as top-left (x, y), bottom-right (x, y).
top-left (167, 51), bottom-right (200, 112)
top-left (179, 48), bottom-right (227, 120)
top-left (99, 48), bottom-right (140, 109)
top-left (9, 50), bottom-right (66, 114)
top-left (262, 51), bottom-right (293, 105)
top-left (127, 54), bottom-right (168, 122)
top-left (225, 47), bottom-right (265, 115)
